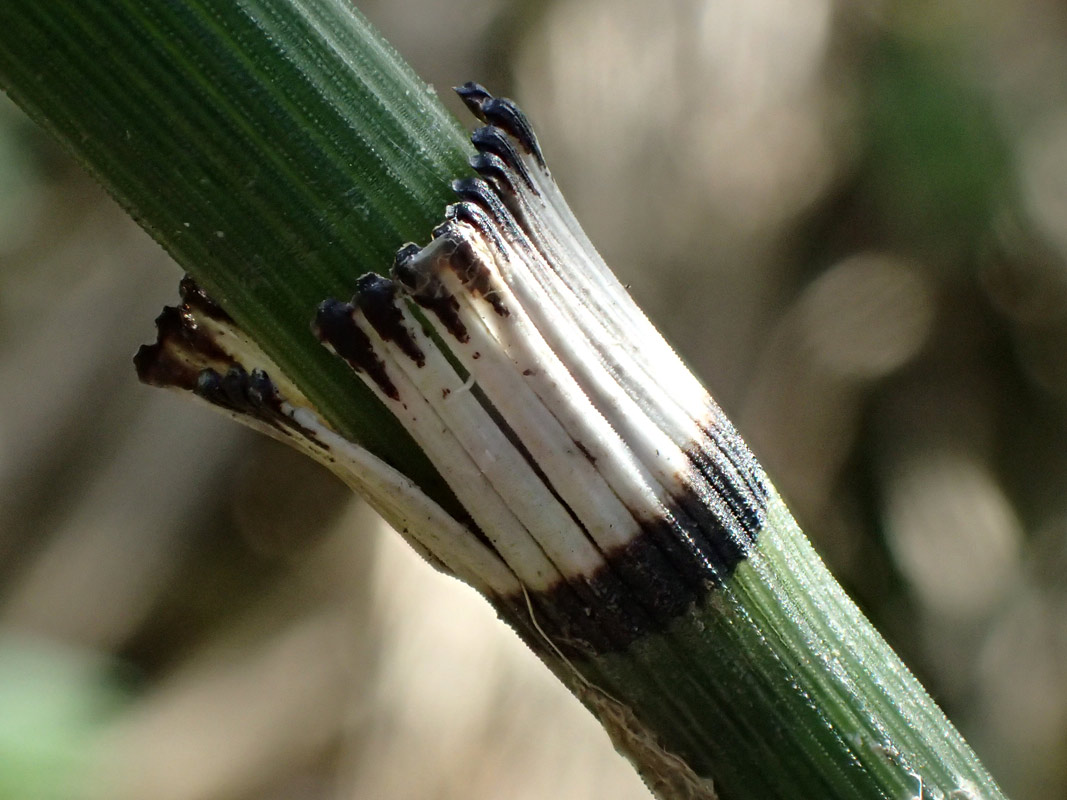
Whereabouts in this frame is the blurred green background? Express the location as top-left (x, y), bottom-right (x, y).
top-left (2, 1), bottom-right (1066, 798)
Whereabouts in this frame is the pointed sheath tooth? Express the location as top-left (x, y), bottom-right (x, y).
top-left (451, 177), bottom-right (536, 263)
top-left (221, 365), bottom-right (250, 408)
top-left (469, 151), bottom-right (530, 224)
top-left (470, 150), bottom-right (519, 195)
top-left (247, 368), bottom-right (277, 408)
top-left (470, 127), bottom-right (537, 194)
top-left (453, 89), bottom-right (719, 431)
top-left (451, 176), bottom-right (503, 215)
top-left (451, 99), bottom-right (770, 543)
top-left (447, 200), bottom-right (511, 256)
top-left (480, 97), bottom-right (546, 168)
top-left (454, 81), bottom-right (493, 120)
top-left (393, 242), bottom-right (422, 265)
top-left (454, 83), bottom-right (546, 165)
top-left (431, 219), bottom-right (452, 240)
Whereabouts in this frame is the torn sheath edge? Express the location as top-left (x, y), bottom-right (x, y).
top-left (136, 84), bottom-right (769, 661)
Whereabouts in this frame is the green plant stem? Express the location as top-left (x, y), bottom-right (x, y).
top-left (0, 0), bottom-right (470, 515)
top-left (0, 3), bottom-right (1008, 799)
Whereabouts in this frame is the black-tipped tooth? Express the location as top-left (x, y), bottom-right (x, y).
top-left (220, 365), bottom-right (250, 408)
top-left (450, 179), bottom-right (533, 261)
top-left (431, 219), bottom-right (452, 240)
top-left (454, 81), bottom-right (492, 121)
top-left (479, 96), bottom-right (544, 167)
top-left (469, 153), bottom-right (529, 223)
top-left (352, 274), bottom-right (425, 367)
top-left (435, 232), bottom-right (510, 319)
top-left (392, 243), bottom-right (431, 293)
top-left (470, 127), bottom-right (536, 193)
top-left (178, 275), bottom-right (232, 322)
top-left (312, 298), bottom-right (355, 349)
top-left (392, 239), bottom-right (471, 344)
top-left (192, 365), bottom-right (284, 426)
top-left (445, 202), bottom-right (509, 257)
top-left (451, 176), bottom-right (497, 208)
top-left (247, 368), bottom-right (279, 408)
top-left (194, 368), bottom-right (226, 405)
top-left (313, 298), bottom-right (399, 400)
top-left (470, 151), bottom-right (524, 199)
top-left (393, 243), bottom-right (422, 270)
top-left (455, 82), bottom-right (543, 163)
top-left (451, 178), bottom-right (525, 246)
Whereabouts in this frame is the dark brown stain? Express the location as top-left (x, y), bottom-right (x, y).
top-left (313, 298), bottom-right (399, 401)
top-left (437, 229), bottom-right (510, 318)
top-left (573, 440), bottom-right (596, 465)
top-left (353, 273), bottom-right (425, 367)
top-left (392, 244), bottom-right (470, 343)
top-left (135, 276), bottom-right (238, 392)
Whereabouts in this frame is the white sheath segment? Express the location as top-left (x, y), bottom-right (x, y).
top-left (141, 84), bottom-right (768, 612)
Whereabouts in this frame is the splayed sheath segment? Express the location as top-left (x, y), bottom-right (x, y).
top-left (134, 278), bottom-right (521, 602)
top-left (311, 85), bottom-right (769, 654)
top-left (138, 85), bottom-right (768, 657)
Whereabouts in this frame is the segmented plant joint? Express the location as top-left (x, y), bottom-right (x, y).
top-left (137, 86), bottom-right (1005, 800)
top-left (138, 83), bottom-right (769, 657)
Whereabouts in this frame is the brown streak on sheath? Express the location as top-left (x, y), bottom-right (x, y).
top-left (574, 440), bottom-right (596, 465)
top-left (451, 178), bottom-right (535, 260)
top-left (440, 229), bottom-right (510, 317)
top-left (470, 128), bottom-right (538, 195)
top-left (393, 244), bottom-right (470, 343)
top-left (178, 275), bottom-right (233, 323)
top-left (447, 200), bottom-right (511, 257)
top-left (313, 299), bottom-right (400, 401)
top-left (135, 280), bottom-right (238, 391)
top-left (353, 273), bottom-right (425, 366)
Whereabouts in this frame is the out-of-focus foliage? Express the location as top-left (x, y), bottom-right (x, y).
top-left (1, 2), bottom-right (1065, 798)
